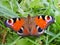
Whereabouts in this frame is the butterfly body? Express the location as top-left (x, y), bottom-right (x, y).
top-left (5, 15), bottom-right (54, 36)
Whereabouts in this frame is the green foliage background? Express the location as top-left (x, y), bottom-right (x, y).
top-left (0, 0), bottom-right (60, 45)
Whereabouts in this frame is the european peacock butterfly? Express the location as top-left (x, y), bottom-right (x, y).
top-left (5, 15), bottom-right (54, 36)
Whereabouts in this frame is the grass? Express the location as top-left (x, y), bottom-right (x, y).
top-left (0, 0), bottom-right (60, 45)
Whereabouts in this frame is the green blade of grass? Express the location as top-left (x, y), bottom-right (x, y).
top-left (44, 30), bottom-right (56, 37)
top-left (0, 4), bottom-right (19, 18)
top-left (10, 37), bottom-right (21, 45)
top-left (16, 1), bottom-right (25, 15)
top-left (45, 30), bottom-right (60, 39)
top-left (25, 37), bottom-right (40, 45)
top-left (45, 35), bottom-right (49, 45)
top-left (48, 33), bottom-right (60, 43)
top-left (45, 27), bottom-right (49, 45)
top-left (0, 20), bottom-right (6, 29)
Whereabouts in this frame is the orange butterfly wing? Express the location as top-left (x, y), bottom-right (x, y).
top-left (5, 18), bottom-right (30, 36)
top-left (11, 19), bottom-right (24, 31)
top-left (30, 16), bottom-right (47, 36)
top-left (34, 16), bottom-right (47, 29)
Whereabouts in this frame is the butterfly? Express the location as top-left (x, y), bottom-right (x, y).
top-left (5, 15), bottom-right (54, 36)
